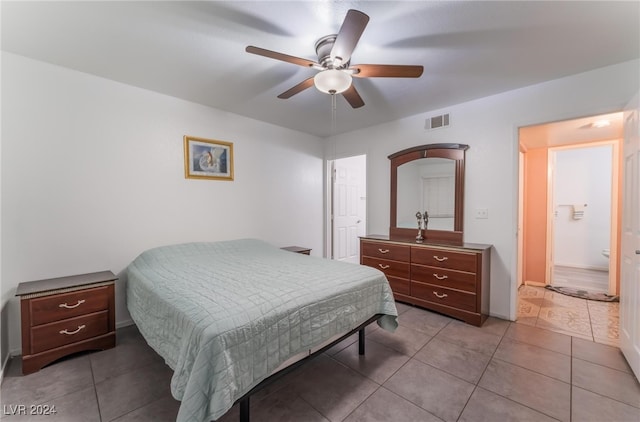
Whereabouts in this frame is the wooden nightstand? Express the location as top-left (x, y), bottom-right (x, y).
top-left (281, 246), bottom-right (312, 255)
top-left (15, 270), bottom-right (117, 374)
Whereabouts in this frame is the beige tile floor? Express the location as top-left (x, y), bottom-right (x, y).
top-left (517, 284), bottom-right (620, 346)
top-left (2, 302), bottom-right (639, 421)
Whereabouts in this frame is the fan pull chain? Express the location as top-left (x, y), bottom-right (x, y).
top-left (331, 93), bottom-right (337, 132)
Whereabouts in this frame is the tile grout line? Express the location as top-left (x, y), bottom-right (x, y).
top-left (328, 328), bottom-right (425, 422)
top-left (356, 314), bottom-right (456, 420)
top-left (326, 335), bottom-right (399, 422)
top-left (88, 356), bottom-right (103, 422)
top-left (570, 336), bottom-right (574, 422)
top-left (490, 332), bottom-right (572, 381)
top-left (569, 356), bottom-right (640, 409)
top-left (453, 330), bottom-right (506, 421)
top-left (479, 323), bottom-right (572, 422)
top-left (585, 298), bottom-right (596, 342)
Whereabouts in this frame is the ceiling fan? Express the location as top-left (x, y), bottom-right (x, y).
top-left (245, 9), bottom-right (424, 109)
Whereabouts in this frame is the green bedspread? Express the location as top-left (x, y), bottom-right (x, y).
top-left (126, 239), bottom-right (397, 421)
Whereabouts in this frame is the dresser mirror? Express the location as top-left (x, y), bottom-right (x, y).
top-left (389, 143), bottom-right (469, 244)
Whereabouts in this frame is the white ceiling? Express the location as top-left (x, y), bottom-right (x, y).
top-left (2, 1), bottom-right (639, 138)
top-left (520, 112), bottom-right (624, 150)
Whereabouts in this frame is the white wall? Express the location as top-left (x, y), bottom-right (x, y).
top-left (554, 145), bottom-right (612, 270)
top-left (324, 59), bottom-right (640, 320)
top-left (1, 52), bottom-right (324, 360)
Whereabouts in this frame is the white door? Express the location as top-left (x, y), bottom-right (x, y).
top-left (547, 151), bottom-right (556, 286)
top-left (332, 155), bottom-right (366, 263)
top-left (620, 92), bottom-right (640, 380)
top-left (517, 151), bottom-right (525, 288)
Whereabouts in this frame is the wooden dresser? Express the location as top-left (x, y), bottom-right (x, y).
top-left (361, 235), bottom-right (491, 326)
top-left (15, 271), bottom-right (117, 374)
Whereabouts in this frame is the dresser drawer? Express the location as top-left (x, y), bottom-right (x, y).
top-left (30, 311), bottom-right (109, 354)
top-left (387, 277), bottom-right (409, 295)
top-left (411, 247), bottom-right (477, 272)
top-left (387, 276), bottom-right (410, 296)
top-left (362, 257), bottom-right (410, 279)
top-left (29, 286), bottom-right (111, 326)
top-left (411, 264), bottom-right (476, 293)
top-left (361, 241), bottom-right (410, 262)
top-left (411, 282), bottom-right (476, 312)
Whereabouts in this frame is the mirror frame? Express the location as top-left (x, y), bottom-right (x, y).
top-left (389, 143), bottom-right (469, 244)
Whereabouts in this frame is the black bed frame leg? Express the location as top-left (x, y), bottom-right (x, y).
top-left (234, 315), bottom-right (380, 422)
top-left (240, 396), bottom-right (250, 422)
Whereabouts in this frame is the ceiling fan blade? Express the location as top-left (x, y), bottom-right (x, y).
top-left (350, 64), bottom-right (424, 78)
top-left (331, 10), bottom-right (369, 66)
top-left (277, 77), bottom-right (315, 99)
top-left (342, 84), bottom-right (365, 109)
top-left (246, 46), bottom-right (319, 68)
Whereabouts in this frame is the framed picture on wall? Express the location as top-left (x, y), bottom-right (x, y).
top-left (183, 136), bottom-right (234, 181)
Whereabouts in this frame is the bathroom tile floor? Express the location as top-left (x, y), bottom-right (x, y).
top-left (2, 302), bottom-right (639, 421)
top-left (517, 284), bottom-right (619, 346)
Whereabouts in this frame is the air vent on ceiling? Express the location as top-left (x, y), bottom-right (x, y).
top-left (425, 113), bottom-right (450, 130)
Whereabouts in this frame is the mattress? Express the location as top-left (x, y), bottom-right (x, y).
top-left (126, 238), bottom-right (397, 421)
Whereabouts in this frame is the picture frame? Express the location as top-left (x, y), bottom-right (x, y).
top-left (183, 136), bottom-right (234, 181)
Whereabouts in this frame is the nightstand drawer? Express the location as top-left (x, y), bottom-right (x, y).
top-left (17, 271), bottom-right (117, 374)
top-left (29, 286), bottom-right (111, 326)
top-left (30, 311), bottom-right (110, 354)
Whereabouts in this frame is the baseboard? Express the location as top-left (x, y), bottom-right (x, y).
top-left (0, 352), bottom-right (10, 385)
top-left (116, 319), bottom-right (135, 329)
top-left (489, 311), bottom-right (512, 322)
top-left (524, 280), bottom-right (546, 287)
top-left (554, 263), bottom-right (608, 272)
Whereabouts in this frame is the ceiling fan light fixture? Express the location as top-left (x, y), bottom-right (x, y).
top-left (314, 69), bottom-right (352, 94)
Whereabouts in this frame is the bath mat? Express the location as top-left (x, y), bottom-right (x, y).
top-left (545, 285), bottom-right (619, 302)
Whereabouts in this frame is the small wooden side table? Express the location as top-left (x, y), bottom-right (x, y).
top-left (281, 246), bottom-right (312, 255)
top-left (15, 270), bottom-right (117, 374)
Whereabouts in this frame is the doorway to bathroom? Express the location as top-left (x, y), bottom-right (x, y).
top-left (519, 113), bottom-right (623, 293)
top-left (517, 111), bottom-right (623, 344)
top-left (549, 142), bottom-right (619, 295)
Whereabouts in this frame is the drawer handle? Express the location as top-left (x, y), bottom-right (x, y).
top-left (378, 249), bottom-right (390, 254)
top-left (433, 291), bottom-right (448, 299)
top-left (59, 325), bottom-right (86, 335)
top-left (433, 274), bottom-right (448, 280)
top-left (378, 264), bottom-right (390, 269)
top-left (433, 256), bottom-right (448, 262)
top-left (59, 299), bottom-right (85, 309)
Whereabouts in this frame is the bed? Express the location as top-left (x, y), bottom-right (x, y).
top-left (126, 238), bottom-right (398, 422)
